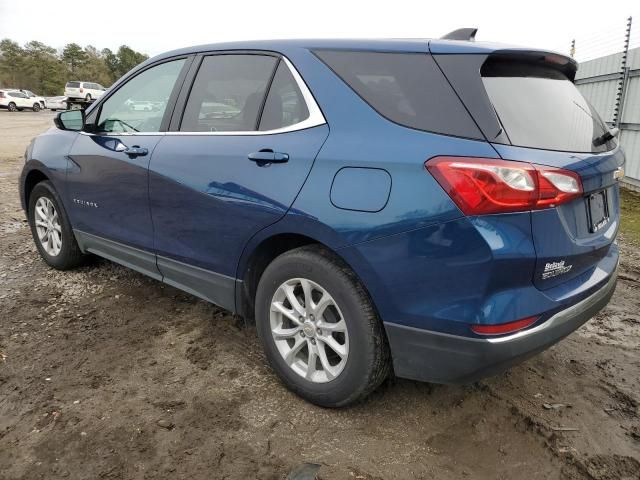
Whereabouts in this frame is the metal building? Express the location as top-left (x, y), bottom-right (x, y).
top-left (576, 47), bottom-right (640, 189)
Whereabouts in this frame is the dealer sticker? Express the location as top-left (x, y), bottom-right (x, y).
top-left (542, 260), bottom-right (573, 279)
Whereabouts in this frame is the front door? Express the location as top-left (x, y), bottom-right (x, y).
top-left (65, 58), bottom-right (188, 278)
top-left (149, 54), bottom-right (328, 310)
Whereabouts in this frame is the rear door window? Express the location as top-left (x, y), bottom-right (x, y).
top-left (180, 54), bottom-right (278, 132)
top-left (259, 61), bottom-right (309, 131)
top-left (481, 59), bottom-right (612, 153)
top-left (313, 50), bottom-right (482, 139)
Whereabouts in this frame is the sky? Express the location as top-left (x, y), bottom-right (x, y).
top-left (1, 0), bottom-right (639, 61)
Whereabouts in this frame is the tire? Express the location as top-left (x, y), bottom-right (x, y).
top-left (32, 103), bottom-right (41, 112)
top-left (7, 102), bottom-right (17, 112)
top-left (51, 109), bottom-right (57, 112)
top-left (85, 94), bottom-right (92, 102)
top-left (255, 245), bottom-right (390, 407)
top-left (28, 181), bottom-right (85, 270)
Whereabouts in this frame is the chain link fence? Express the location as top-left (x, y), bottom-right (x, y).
top-left (569, 17), bottom-right (640, 190)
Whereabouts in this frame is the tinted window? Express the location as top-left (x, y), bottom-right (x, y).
top-left (96, 59), bottom-right (185, 133)
top-left (482, 59), bottom-right (612, 153)
top-left (181, 54), bottom-right (278, 132)
top-left (66, 82), bottom-right (80, 88)
top-left (314, 50), bottom-right (482, 139)
top-left (10, 92), bottom-right (26, 98)
top-left (259, 61), bottom-right (309, 131)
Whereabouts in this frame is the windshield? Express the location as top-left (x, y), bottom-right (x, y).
top-left (481, 60), bottom-right (613, 153)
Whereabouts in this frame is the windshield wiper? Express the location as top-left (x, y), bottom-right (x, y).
top-left (593, 127), bottom-right (619, 147)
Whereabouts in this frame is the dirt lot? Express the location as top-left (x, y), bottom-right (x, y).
top-left (0, 111), bottom-right (639, 480)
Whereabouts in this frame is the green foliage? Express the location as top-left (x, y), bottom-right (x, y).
top-left (621, 187), bottom-right (640, 245)
top-left (0, 39), bottom-right (149, 96)
top-left (62, 43), bottom-right (88, 74)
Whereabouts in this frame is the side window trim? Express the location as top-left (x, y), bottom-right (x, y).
top-left (84, 55), bottom-right (195, 135)
top-left (169, 52), bottom-right (326, 136)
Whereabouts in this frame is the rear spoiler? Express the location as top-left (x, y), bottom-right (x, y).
top-left (486, 50), bottom-right (578, 82)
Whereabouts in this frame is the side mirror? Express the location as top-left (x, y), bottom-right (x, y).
top-left (54, 110), bottom-right (85, 131)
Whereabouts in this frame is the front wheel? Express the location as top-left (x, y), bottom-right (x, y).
top-left (28, 181), bottom-right (85, 270)
top-left (32, 103), bottom-right (41, 112)
top-left (255, 246), bottom-right (390, 407)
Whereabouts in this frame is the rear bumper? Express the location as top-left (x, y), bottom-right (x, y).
top-left (385, 262), bottom-right (618, 384)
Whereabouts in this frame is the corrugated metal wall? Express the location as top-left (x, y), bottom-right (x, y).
top-left (576, 46), bottom-right (640, 189)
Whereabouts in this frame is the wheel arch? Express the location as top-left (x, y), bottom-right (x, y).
top-left (236, 232), bottom-right (322, 321)
top-left (236, 226), bottom-right (386, 334)
top-left (22, 168), bottom-right (50, 211)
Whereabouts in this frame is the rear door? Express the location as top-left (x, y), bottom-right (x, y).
top-left (148, 53), bottom-right (328, 310)
top-left (435, 52), bottom-right (624, 290)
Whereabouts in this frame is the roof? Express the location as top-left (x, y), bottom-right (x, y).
top-left (147, 38), bottom-right (565, 63)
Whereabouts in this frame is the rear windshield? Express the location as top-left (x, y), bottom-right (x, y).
top-left (66, 82), bottom-right (80, 88)
top-left (481, 59), bottom-right (612, 153)
top-left (313, 50), bottom-right (482, 139)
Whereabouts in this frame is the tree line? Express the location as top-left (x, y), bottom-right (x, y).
top-left (0, 39), bottom-right (149, 96)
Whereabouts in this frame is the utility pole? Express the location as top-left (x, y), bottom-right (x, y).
top-left (613, 16), bottom-right (632, 127)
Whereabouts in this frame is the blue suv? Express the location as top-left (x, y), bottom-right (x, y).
top-left (20, 32), bottom-right (623, 407)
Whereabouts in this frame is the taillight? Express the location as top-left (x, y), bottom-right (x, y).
top-left (0, 92), bottom-right (5, 98)
top-left (80, 87), bottom-right (84, 93)
top-left (471, 316), bottom-right (538, 336)
top-left (426, 156), bottom-right (582, 215)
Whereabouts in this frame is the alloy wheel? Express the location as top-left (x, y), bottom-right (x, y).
top-left (270, 278), bottom-right (349, 383)
top-left (34, 197), bottom-right (62, 256)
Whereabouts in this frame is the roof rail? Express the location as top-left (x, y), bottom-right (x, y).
top-left (441, 28), bottom-right (478, 41)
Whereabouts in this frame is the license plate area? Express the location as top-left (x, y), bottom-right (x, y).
top-left (587, 190), bottom-right (609, 233)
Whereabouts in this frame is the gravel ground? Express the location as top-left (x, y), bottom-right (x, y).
top-left (0, 111), bottom-right (639, 480)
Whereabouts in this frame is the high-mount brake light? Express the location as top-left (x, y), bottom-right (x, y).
top-left (425, 156), bottom-right (583, 215)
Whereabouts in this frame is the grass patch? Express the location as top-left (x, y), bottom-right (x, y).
top-left (620, 187), bottom-right (640, 245)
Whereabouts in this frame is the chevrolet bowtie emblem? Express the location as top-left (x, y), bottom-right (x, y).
top-left (614, 167), bottom-right (625, 181)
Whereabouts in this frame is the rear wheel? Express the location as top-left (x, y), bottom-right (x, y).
top-left (255, 246), bottom-right (390, 407)
top-left (28, 181), bottom-right (85, 270)
top-left (85, 94), bottom-right (92, 102)
top-left (32, 103), bottom-right (41, 112)
top-left (7, 102), bottom-right (17, 112)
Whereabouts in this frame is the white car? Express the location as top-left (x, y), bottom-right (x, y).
top-left (18, 90), bottom-right (46, 109)
top-left (64, 81), bottom-right (106, 102)
top-left (45, 96), bottom-right (68, 111)
top-left (0, 89), bottom-right (44, 112)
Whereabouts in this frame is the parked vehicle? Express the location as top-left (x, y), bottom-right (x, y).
top-left (64, 81), bottom-right (106, 101)
top-left (18, 90), bottom-right (46, 109)
top-left (0, 89), bottom-right (44, 111)
top-left (45, 96), bottom-right (68, 111)
top-left (20, 32), bottom-right (623, 407)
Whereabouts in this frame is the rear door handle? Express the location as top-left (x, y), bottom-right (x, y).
top-left (248, 150), bottom-right (289, 165)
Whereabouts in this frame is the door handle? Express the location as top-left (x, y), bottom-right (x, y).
top-left (123, 145), bottom-right (149, 158)
top-left (248, 150), bottom-right (289, 165)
